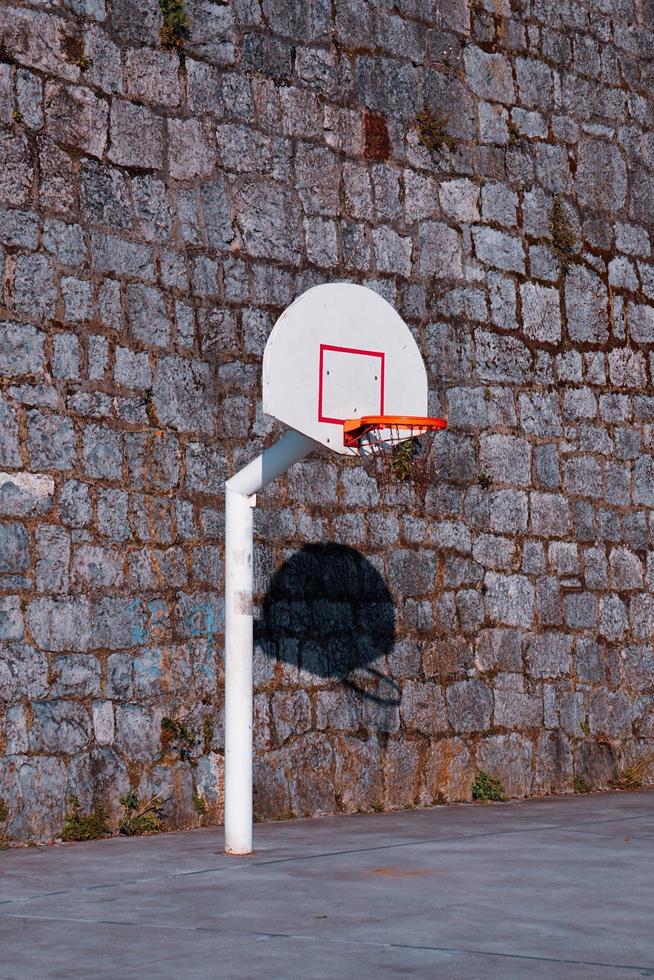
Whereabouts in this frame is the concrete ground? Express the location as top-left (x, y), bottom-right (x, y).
top-left (1, 791), bottom-right (653, 979)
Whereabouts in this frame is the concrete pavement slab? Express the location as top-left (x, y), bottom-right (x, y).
top-left (1, 791), bottom-right (653, 978)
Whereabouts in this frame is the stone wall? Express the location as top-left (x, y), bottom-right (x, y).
top-left (1, 0), bottom-right (653, 841)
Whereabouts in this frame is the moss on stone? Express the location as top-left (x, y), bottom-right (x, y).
top-left (414, 109), bottom-right (455, 152)
top-left (551, 195), bottom-right (577, 254)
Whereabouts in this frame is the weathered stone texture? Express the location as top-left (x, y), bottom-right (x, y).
top-left (0, 0), bottom-right (652, 842)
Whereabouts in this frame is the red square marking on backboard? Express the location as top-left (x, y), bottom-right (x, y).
top-left (318, 344), bottom-right (385, 424)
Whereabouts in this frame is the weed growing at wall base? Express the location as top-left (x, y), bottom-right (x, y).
top-left (62, 797), bottom-right (109, 841)
top-left (472, 771), bottom-right (507, 802)
top-left (118, 791), bottom-right (165, 835)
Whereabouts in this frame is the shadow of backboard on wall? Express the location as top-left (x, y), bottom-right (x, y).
top-left (255, 543), bottom-right (398, 707)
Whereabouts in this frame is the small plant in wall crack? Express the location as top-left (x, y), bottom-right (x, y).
top-left (390, 437), bottom-right (422, 481)
top-left (161, 716), bottom-right (195, 761)
top-left (159, 0), bottom-right (190, 48)
top-left (414, 109), bottom-right (455, 152)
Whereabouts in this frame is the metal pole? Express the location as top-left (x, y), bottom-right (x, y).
top-left (224, 431), bottom-right (318, 855)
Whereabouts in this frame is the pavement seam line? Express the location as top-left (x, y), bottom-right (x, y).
top-left (2, 911), bottom-right (653, 975)
top-left (1, 807), bottom-right (652, 908)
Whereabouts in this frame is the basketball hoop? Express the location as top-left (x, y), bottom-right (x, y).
top-left (343, 415), bottom-right (447, 455)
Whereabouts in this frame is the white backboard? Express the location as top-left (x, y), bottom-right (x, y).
top-left (263, 283), bottom-right (428, 455)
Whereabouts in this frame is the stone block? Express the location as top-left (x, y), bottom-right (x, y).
top-left (372, 226), bottom-right (412, 277)
top-left (26, 412), bottom-right (77, 471)
top-left (91, 232), bottom-right (155, 281)
top-left (484, 572), bottom-right (534, 627)
top-left (473, 227), bottom-right (525, 273)
top-left (599, 594), bottom-right (628, 642)
top-left (0, 132), bottom-right (33, 206)
top-left (285, 733), bottom-right (334, 816)
top-left (465, 46), bottom-right (514, 103)
top-left (83, 25), bottom-right (123, 94)
top-left (92, 700), bottom-right (115, 746)
top-left (109, 100), bottom-right (164, 169)
top-left (609, 547), bottom-right (643, 590)
top-left (30, 701), bottom-right (91, 754)
top-left (233, 179), bottom-right (301, 263)
top-left (114, 703), bottom-right (160, 762)
top-left (494, 684), bottom-right (542, 730)
top-left (271, 691), bottom-right (311, 744)
top-left (589, 691), bottom-right (632, 738)
top-left (565, 265), bottom-right (609, 343)
top-left (400, 680), bottom-right (448, 735)
top-left (577, 139), bottom-right (627, 211)
top-left (466, 535), bottom-right (504, 577)
top-left (50, 654), bottom-right (101, 698)
top-left (62, 278), bottom-right (94, 323)
top-left (0, 596), bottom-right (23, 642)
top-left (574, 740), bottom-right (617, 790)
top-left (475, 331), bottom-right (531, 382)
top-left (11, 254), bottom-right (56, 319)
top-left (422, 737), bottom-right (474, 803)
top-left (419, 222), bottom-right (462, 278)
top-left (0, 209), bottom-right (38, 250)
top-left (489, 489), bottom-right (528, 533)
top-left (520, 394), bottom-right (562, 438)
top-left (388, 549), bottom-right (436, 596)
top-left (0, 472), bottom-right (54, 518)
top-left (45, 83), bottom-right (107, 158)
top-left (242, 32), bottom-right (292, 79)
top-left (91, 597), bottom-right (146, 650)
top-left (115, 347), bottom-right (152, 389)
top-left (125, 47), bottom-right (180, 106)
top-left (154, 356), bottom-right (214, 435)
top-left (564, 592), bottom-right (597, 630)
top-left (477, 733), bottom-right (533, 797)
top-left (609, 257), bottom-right (638, 291)
top-left (126, 284), bottom-right (170, 348)
top-left (425, 323), bottom-right (473, 382)
top-left (168, 118), bottom-right (216, 179)
top-left (35, 525), bottom-right (69, 593)
top-left (0, 642), bottom-right (48, 701)
top-left (439, 178), bottom-right (479, 222)
top-left (315, 690), bottom-right (361, 731)
top-left (74, 544), bottom-right (124, 589)
top-left (446, 679), bottom-right (492, 732)
top-left (0, 755), bottom-right (66, 840)
top-left (520, 283), bottom-right (562, 343)
top-left (634, 455), bottom-right (654, 506)
top-left (608, 348), bottom-right (647, 388)
top-left (563, 457), bottom-right (602, 499)
top-left (479, 434), bottom-right (531, 486)
top-left (382, 740), bottom-right (418, 808)
top-left (82, 424), bottom-right (123, 480)
top-left (525, 632), bottom-right (572, 678)
top-left (475, 628), bottom-right (523, 673)
top-left (533, 732), bottom-right (573, 795)
top-left (305, 217), bottom-right (338, 268)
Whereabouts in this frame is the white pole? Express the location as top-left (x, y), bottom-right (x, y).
top-left (224, 430), bottom-right (318, 855)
